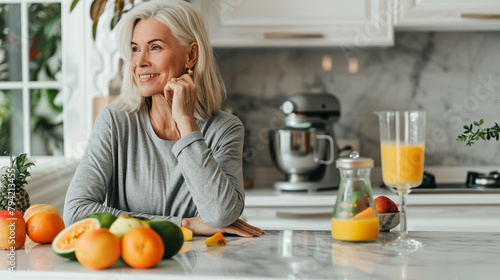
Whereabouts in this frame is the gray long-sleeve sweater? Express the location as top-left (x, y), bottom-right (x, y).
top-left (63, 103), bottom-right (245, 227)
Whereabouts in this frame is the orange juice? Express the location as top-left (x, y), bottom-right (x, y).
top-left (381, 143), bottom-right (425, 187)
top-left (331, 217), bottom-right (379, 241)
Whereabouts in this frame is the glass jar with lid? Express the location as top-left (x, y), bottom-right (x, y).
top-left (331, 151), bottom-right (378, 241)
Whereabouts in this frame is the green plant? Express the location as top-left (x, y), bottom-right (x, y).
top-left (456, 119), bottom-right (500, 147)
top-left (30, 88), bottom-right (64, 155)
top-left (29, 3), bottom-right (61, 81)
top-left (0, 92), bottom-right (11, 155)
top-left (70, 0), bottom-right (137, 41)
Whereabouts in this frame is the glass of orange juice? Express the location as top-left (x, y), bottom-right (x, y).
top-left (375, 111), bottom-right (426, 250)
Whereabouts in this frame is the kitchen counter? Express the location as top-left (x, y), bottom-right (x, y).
top-left (242, 187), bottom-right (500, 232)
top-left (2, 230), bottom-right (499, 280)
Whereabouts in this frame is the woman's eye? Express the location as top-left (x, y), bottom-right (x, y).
top-left (151, 45), bottom-right (161, 51)
top-left (132, 46), bottom-right (139, 52)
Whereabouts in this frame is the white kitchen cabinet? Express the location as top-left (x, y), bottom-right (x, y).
top-left (394, 0), bottom-right (500, 30)
top-left (189, 0), bottom-right (394, 47)
top-left (243, 188), bottom-right (500, 232)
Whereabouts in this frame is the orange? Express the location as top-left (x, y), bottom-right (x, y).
top-left (27, 212), bottom-right (65, 244)
top-left (122, 227), bottom-right (164, 269)
top-left (352, 207), bottom-right (375, 220)
top-left (75, 229), bottom-right (121, 270)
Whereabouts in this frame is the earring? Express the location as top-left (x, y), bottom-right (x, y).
top-left (187, 68), bottom-right (193, 76)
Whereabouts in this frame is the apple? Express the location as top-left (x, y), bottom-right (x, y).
top-left (374, 196), bottom-right (399, 214)
top-left (0, 210), bottom-right (26, 250)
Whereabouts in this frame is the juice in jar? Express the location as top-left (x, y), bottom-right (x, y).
top-left (331, 217), bottom-right (379, 241)
top-left (381, 143), bottom-right (425, 187)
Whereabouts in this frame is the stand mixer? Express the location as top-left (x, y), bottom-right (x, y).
top-left (269, 93), bottom-right (341, 191)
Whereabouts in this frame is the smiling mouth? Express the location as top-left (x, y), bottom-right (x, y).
top-left (138, 74), bottom-right (159, 78)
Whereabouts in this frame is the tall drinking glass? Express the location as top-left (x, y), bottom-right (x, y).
top-left (375, 111), bottom-right (426, 250)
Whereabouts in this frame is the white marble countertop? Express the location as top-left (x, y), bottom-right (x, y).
top-left (244, 187), bottom-right (500, 207)
top-left (2, 230), bottom-right (500, 280)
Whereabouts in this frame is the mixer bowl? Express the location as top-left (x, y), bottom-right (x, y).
top-left (269, 129), bottom-right (330, 181)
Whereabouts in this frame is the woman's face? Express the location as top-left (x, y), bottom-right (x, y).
top-left (130, 19), bottom-right (187, 97)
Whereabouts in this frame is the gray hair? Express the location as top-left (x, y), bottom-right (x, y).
top-left (113, 0), bottom-right (225, 119)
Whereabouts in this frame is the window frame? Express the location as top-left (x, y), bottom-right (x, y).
top-left (1, 0), bottom-right (121, 165)
top-left (0, 0), bottom-right (63, 159)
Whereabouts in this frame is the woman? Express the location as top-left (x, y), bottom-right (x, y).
top-left (64, 0), bottom-right (263, 238)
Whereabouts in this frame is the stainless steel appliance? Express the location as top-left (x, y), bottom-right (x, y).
top-left (269, 93), bottom-right (341, 191)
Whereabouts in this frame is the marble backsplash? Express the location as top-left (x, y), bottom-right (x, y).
top-left (215, 32), bottom-right (500, 170)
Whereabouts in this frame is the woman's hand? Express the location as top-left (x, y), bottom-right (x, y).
top-left (182, 217), bottom-right (265, 238)
top-left (164, 73), bottom-right (199, 137)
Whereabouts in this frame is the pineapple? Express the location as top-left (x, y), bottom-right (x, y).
top-left (0, 153), bottom-right (35, 214)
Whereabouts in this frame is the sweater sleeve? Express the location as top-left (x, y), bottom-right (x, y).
top-left (63, 108), bottom-right (183, 226)
top-left (171, 118), bottom-right (245, 228)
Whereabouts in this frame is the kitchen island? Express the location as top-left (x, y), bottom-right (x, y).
top-left (2, 230), bottom-right (499, 280)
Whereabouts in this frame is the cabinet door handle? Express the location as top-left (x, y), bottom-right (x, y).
top-left (264, 33), bottom-right (324, 39)
top-left (461, 13), bottom-right (500, 19)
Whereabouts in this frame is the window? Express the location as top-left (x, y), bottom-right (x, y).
top-left (0, 1), bottom-right (63, 157)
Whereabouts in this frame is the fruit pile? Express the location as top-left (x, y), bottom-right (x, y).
top-left (1, 202), bottom-right (228, 270)
top-left (0, 204), bottom-right (64, 250)
top-left (52, 213), bottom-right (187, 269)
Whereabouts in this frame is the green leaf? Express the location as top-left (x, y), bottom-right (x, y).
top-left (90, 0), bottom-right (107, 23)
top-left (92, 21), bottom-right (98, 41)
top-left (110, 15), bottom-right (120, 30)
top-left (479, 119), bottom-right (484, 125)
top-left (70, 0), bottom-right (80, 12)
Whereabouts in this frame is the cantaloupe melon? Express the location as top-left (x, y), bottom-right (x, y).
top-left (204, 232), bottom-right (226, 247)
top-left (51, 218), bottom-right (100, 259)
